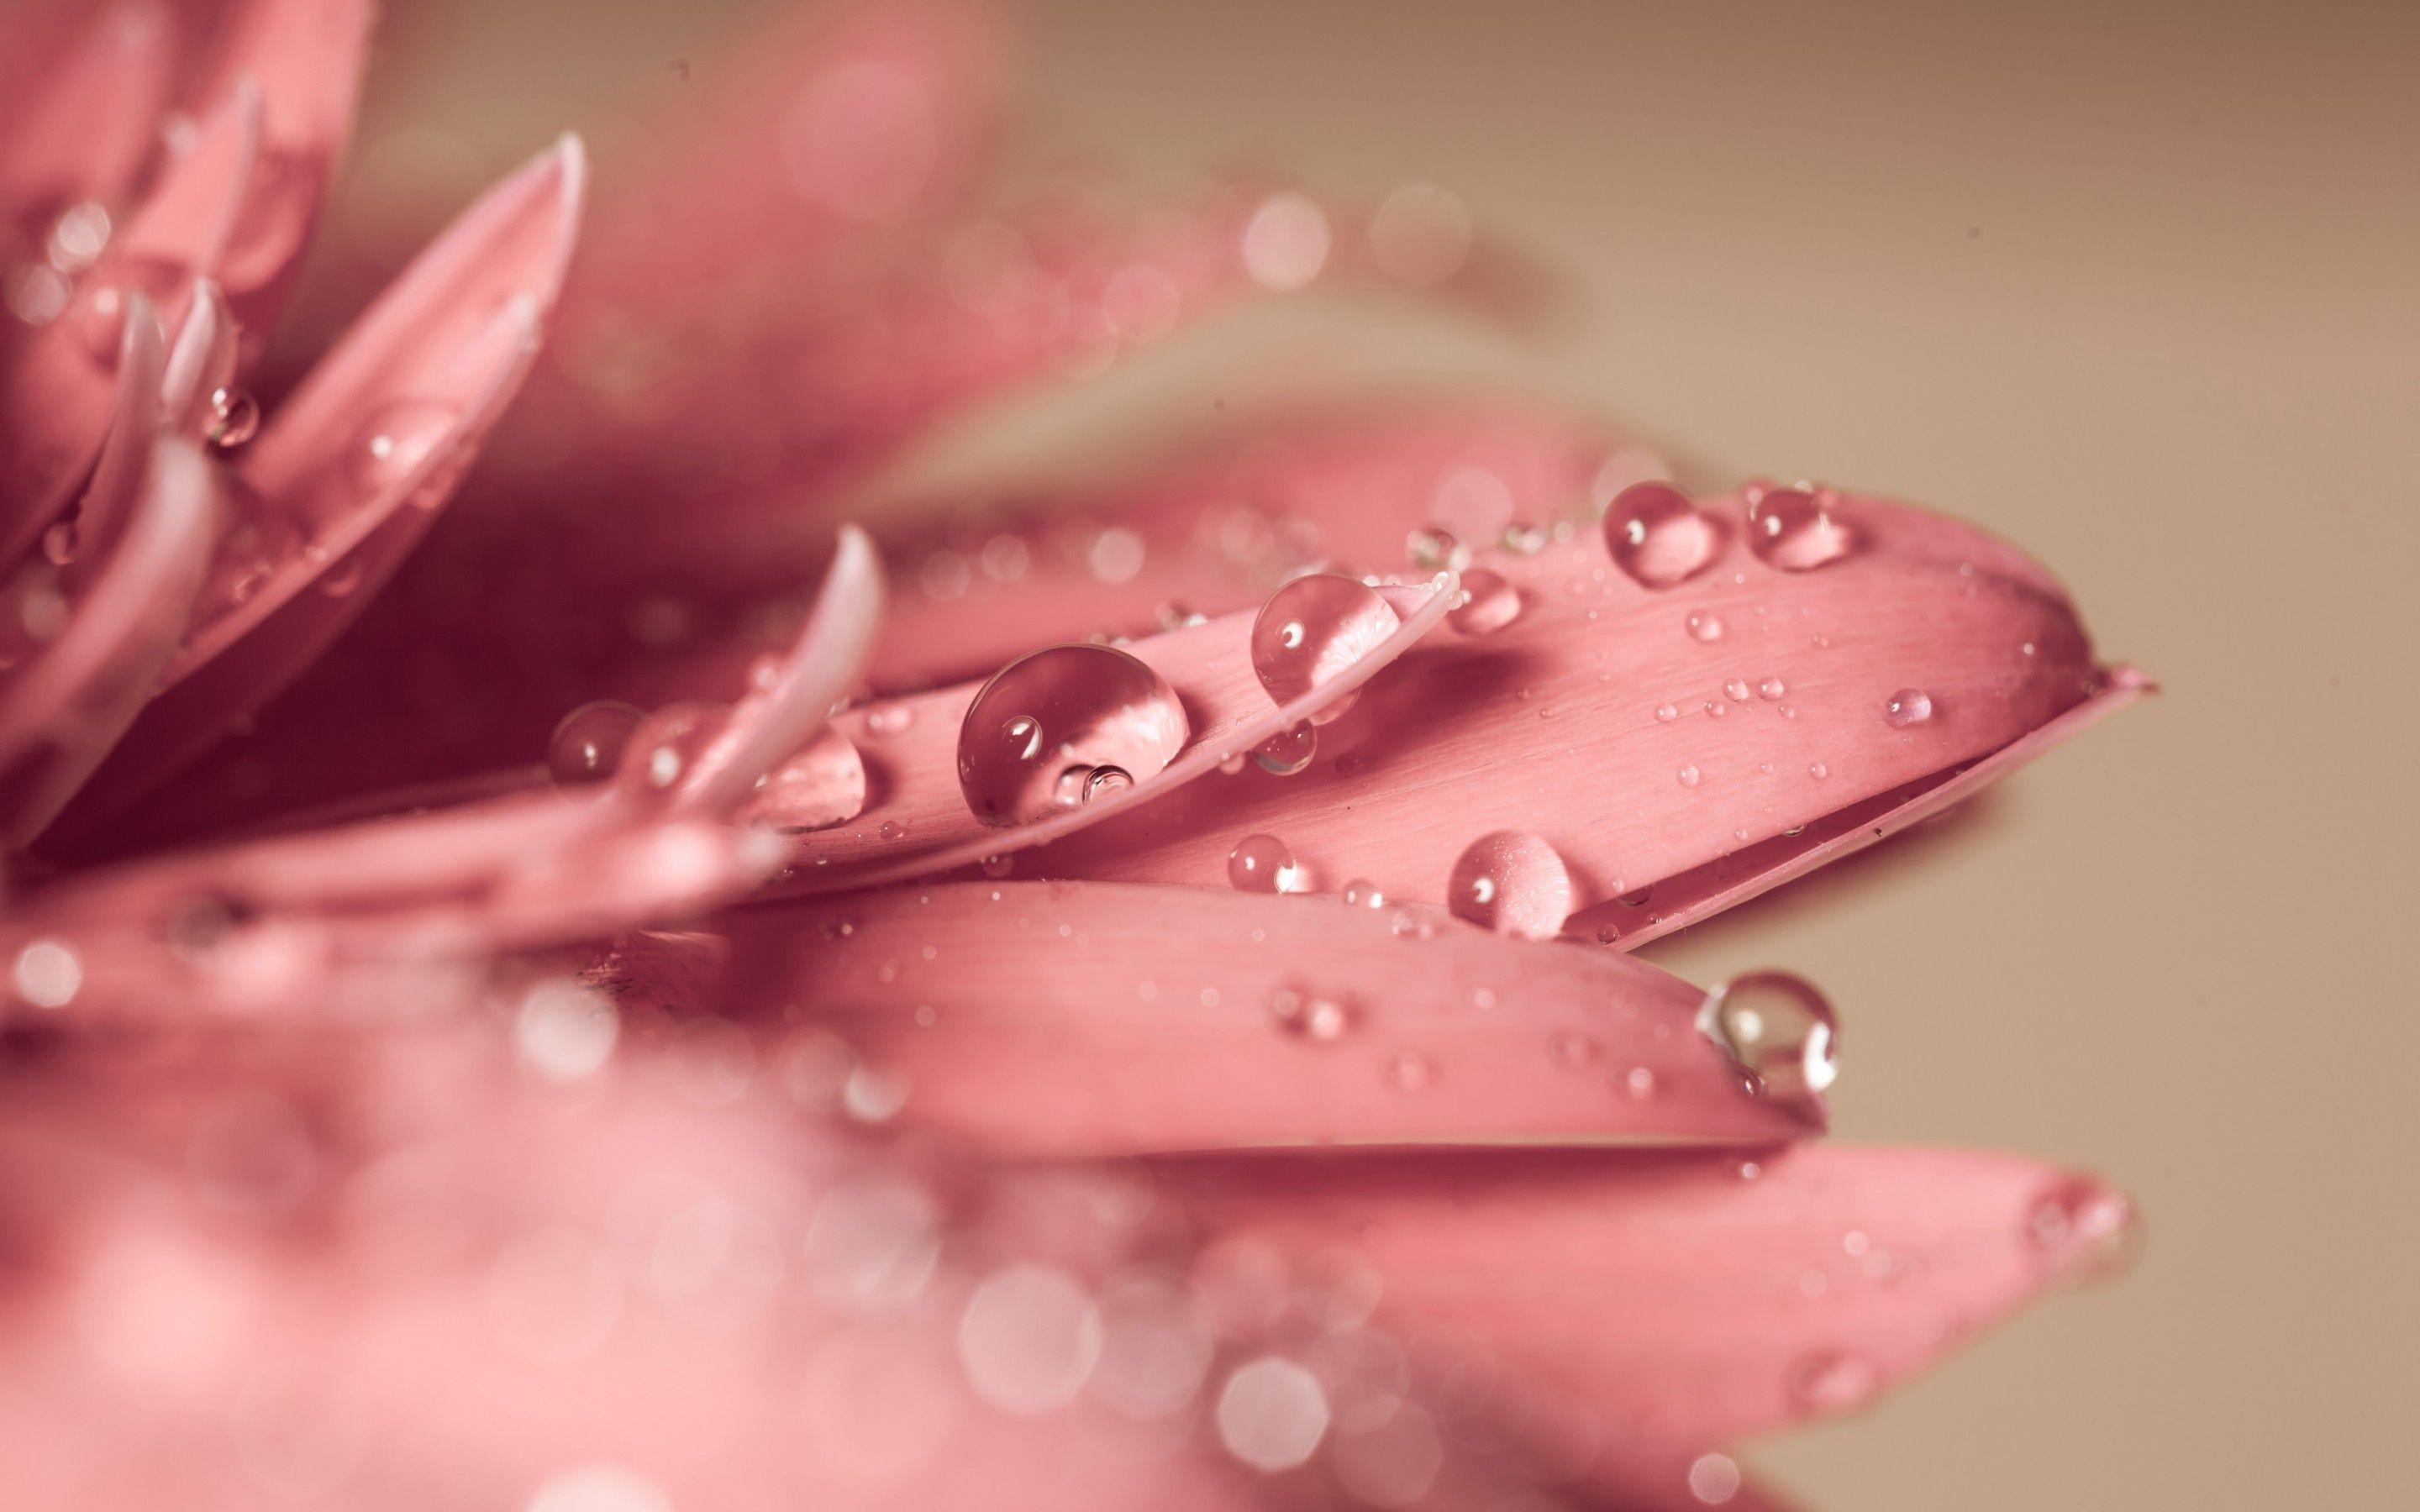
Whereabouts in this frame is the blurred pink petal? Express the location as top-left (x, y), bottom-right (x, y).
top-left (0, 0), bottom-right (175, 225)
top-left (723, 880), bottom-right (1820, 1155)
top-left (1165, 1142), bottom-right (2135, 1452)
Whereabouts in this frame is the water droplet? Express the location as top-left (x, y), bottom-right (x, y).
top-left (1757, 677), bottom-right (1786, 700)
top-left (39, 519), bottom-right (76, 566)
top-left (1808, 761), bottom-right (1828, 780)
top-left (1446, 567), bottom-right (1523, 634)
top-left (1253, 721), bottom-right (1317, 776)
top-left (206, 387), bottom-right (259, 449)
top-left (1447, 830), bottom-right (1572, 940)
top-left (351, 399), bottom-right (460, 495)
top-left (613, 702), bottom-right (725, 795)
top-left (548, 701), bottom-right (646, 785)
top-left (864, 704), bottom-right (913, 736)
top-left (1250, 573), bottom-right (1400, 725)
top-left (1684, 611), bottom-right (1725, 643)
top-left (1228, 833), bottom-right (1302, 894)
top-left (1383, 1050), bottom-right (1434, 1090)
top-left (1789, 1351), bottom-right (1881, 1413)
top-left (2026, 1180), bottom-right (2138, 1282)
top-left (1746, 486), bottom-right (1855, 570)
top-left (955, 644), bottom-right (1189, 826)
top-left (1723, 678), bottom-right (1751, 702)
top-left (1676, 764), bottom-right (1701, 788)
top-left (1704, 700), bottom-right (1729, 718)
top-left (1697, 970), bottom-right (1838, 1100)
top-left (1655, 702), bottom-right (1679, 722)
top-left (1341, 879), bottom-right (1386, 909)
top-left (1623, 1065), bottom-right (1658, 1099)
top-left (1602, 481), bottom-right (1718, 587)
top-left (734, 726), bottom-right (868, 832)
top-left (1269, 987), bottom-right (1353, 1042)
top-left (1884, 688), bottom-right (1934, 727)
top-left (878, 819), bottom-right (909, 841)
top-left (1406, 526), bottom-right (1468, 571)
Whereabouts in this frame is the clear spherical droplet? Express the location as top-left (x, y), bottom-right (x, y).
top-left (1885, 688), bottom-right (1934, 727)
top-left (1250, 573), bottom-right (1400, 725)
top-left (1697, 970), bottom-right (1838, 1100)
top-left (1447, 567), bottom-right (1523, 634)
top-left (1684, 611), bottom-right (1725, 643)
top-left (1746, 486), bottom-right (1855, 570)
top-left (1228, 833), bottom-right (1302, 894)
top-left (956, 644), bottom-right (1189, 826)
top-left (1602, 481), bottom-right (1718, 588)
top-left (1340, 879), bottom-right (1386, 909)
top-left (206, 386), bottom-right (260, 449)
top-left (1446, 830), bottom-right (1572, 940)
top-left (1253, 721), bottom-right (1317, 776)
top-left (548, 700), bottom-right (646, 785)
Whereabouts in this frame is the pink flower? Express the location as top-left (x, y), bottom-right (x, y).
top-left (0, 4), bottom-right (2149, 1508)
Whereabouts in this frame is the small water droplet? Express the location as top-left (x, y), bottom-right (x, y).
top-left (979, 853), bottom-right (1013, 879)
top-left (1228, 833), bottom-right (1302, 894)
top-left (1602, 481), bottom-right (1718, 587)
top-left (1655, 702), bottom-right (1679, 723)
top-left (548, 700), bottom-right (646, 785)
top-left (955, 644), bottom-right (1189, 826)
top-left (351, 399), bottom-right (461, 494)
top-left (1623, 1065), bottom-right (1658, 1100)
top-left (1697, 970), bottom-right (1838, 1100)
top-left (206, 387), bottom-right (259, 449)
top-left (1383, 1050), bottom-right (1434, 1091)
top-left (1746, 486), bottom-right (1855, 570)
top-left (1884, 688), bottom-right (1934, 727)
top-left (1251, 573), bottom-right (1400, 725)
top-left (1723, 679), bottom-right (1751, 702)
top-left (1406, 526), bottom-right (1468, 571)
top-left (1676, 764), bottom-right (1701, 788)
top-left (1253, 721), bottom-right (1317, 775)
top-left (1684, 611), bottom-right (1725, 643)
top-left (1340, 879), bottom-right (1386, 909)
top-left (1808, 761), bottom-right (1828, 780)
top-left (879, 819), bottom-right (909, 841)
top-left (865, 704), bottom-right (913, 736)
top-left (1757, 677), bottom-right (1786, 700)
top-left (1447, 568), bottom-right (1523, 634)
top-left (1789, 1351), bottom-right (1881, 1414)
top-left (1446, 830), bottom-right (1572, 940)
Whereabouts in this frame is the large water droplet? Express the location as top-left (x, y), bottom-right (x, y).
top-left (1228, 833), bottom-right (1302, 894)
top-left (1697, 970), bottom-right (1838, 1100)
top-left (1446, 830), bottom-right (1572, 940)
top-left (1250, 573), bottom-right (1400, 725)
top-left (548, 700), bottom-right (645, 784)
top-left (351, 399), bottom-right (461, 496)
top-left (1884, 688), bottom-right (1934, 727)
top-left (1746, 486), bottom-right (1855, 570)
top-left (1603, 481), bottom-right (1718, 587)
top-left (1447, 568), bottom-right (1522, 634)
top-left (956, 644), bottom-right (1189, 826)
top-left (734, 725), bottom-right (869, 832)
top-left (206, 387), bottom-right (259, 450)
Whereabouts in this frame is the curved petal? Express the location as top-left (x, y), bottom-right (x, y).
top-left (60, 136), bottom-right (587, 829)
top-left (0, 439), bottom-right (214, 846)
top-left (772, 571), bottom-right (1457, 890)
top-left (1165, 1142), bottom-right (2135, 1453)
top-left (158, 277), bottom-right (236, 434)
top-left (0, 81), bottom-right (259, 569)
top-left (1024, 488), bottom-right (2133, 941)
top-left (721, 880), bottom-right (1819, 1155)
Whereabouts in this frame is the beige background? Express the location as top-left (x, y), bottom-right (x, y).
top-left (338, 2), bottom-right (2419, 1506)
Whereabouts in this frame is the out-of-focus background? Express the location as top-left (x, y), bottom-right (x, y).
top-left (324, 2), bottom-right (2417, 1507)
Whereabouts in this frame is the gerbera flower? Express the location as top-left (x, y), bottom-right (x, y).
top-left (0, 3), bottom-right (2149, 1508)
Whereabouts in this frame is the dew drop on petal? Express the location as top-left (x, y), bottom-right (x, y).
top-left (206, 386), bottom-right (259, 450)
top-left (613, 702), bottom-right (726, 795)
top-left (1676, 764), bottom-right (1701, 788)
top-left (1885, 688), bottom-right (1934, 727)
top-left (548, 701), bottom-right (645, 785)
top-left (955, 644), bottom-right (1189, 826)
top-left (1253, 721), bottom-right (1317, 775)
top-left (1746, 486), bottom-right (1855, 570)
top-left (1655, 703), bottom-right (1678, 722)
top-left (1250, 573), bottom-right (1400, 724)
top-left (1228, 833), bottom-right (1302, 894)
top-left (1446, 830), bottom-right (1572, 940)
top-left (1623, 1065), bottom-right (1659, 1099)
top-left (351, 399), bottom-right (461, 495)
top-left (1684, 611), bottom-right (1725, 643)
top-left (734, 726), bottom-right (869, 832)
top-left (1341, 879), bottom-right (1386, 909)
top-left (1697, 970), bottom-right (1839, 1100)
top-left (1757, 677), bottom-right (1786, 701)
top-left (1602, 481), bottom-right (1718, 588)
top-left (1447, 567), bottom-right (1523, 634)
top-left (1723, 679), bottom-right (1751, 702)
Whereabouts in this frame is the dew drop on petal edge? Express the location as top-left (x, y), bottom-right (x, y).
top-left (1250, 572), bottom-right (1400, 726)
top-left (1697, 970), bottom-right (1839, 1101)
top-left (548, 700), bottom-right (646, 785)
top-left (1746, 486), bottom-right (1856, 570)
top-left (955, 644), bottom-right (1189, 827)
top-left (1253, 721), bottom-right (1317, 776)
top-left (1446, 830), bottom-right (1572, 940)
top-left (1228, 833), bottom-right (1302, 894)
top-left (1602, 481), bottom-right (1718, 588)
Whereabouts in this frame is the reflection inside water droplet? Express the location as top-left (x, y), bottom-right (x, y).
top-left (1747, 486), bottom-right (1855, 570)
top-left (1446, 830), bottom-right (1571, 940)
top-left (1602, 481), bottom-right (1718, 588)
top-left (548, 700), bottom-right (645, 785)
top-left (1250, 573), bottom-right (1400, 725)
top-left (1697, 970), bottom-right (1838, 1101)
top-left (955, 644), bottom-right (1188, 826)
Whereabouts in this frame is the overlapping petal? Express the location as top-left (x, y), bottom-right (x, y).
top-left (723, 880), bottom-right (1818, 1155)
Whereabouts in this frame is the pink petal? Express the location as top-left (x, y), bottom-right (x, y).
top-left (722, 879), bottom-right (1818, 1155)
top-left (158, 276), bottom-right (236, 433)
top-left (60, 136), bottom-right (587, 830)
top-left (0, 80), bottom-right (260, 570)
top-left (0, 438), bottom-right (214, 845)
top-left (0, 0), bottom-right (175, 225)
top-left (772, 572), bottom-right (1457, 889)
top-left (178, 0), bottom-right (373, 339)
top-left (1165, 1142), bottom-right (2135, 1453)
top-left (1023, 488), bottom-right (2133, 939)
